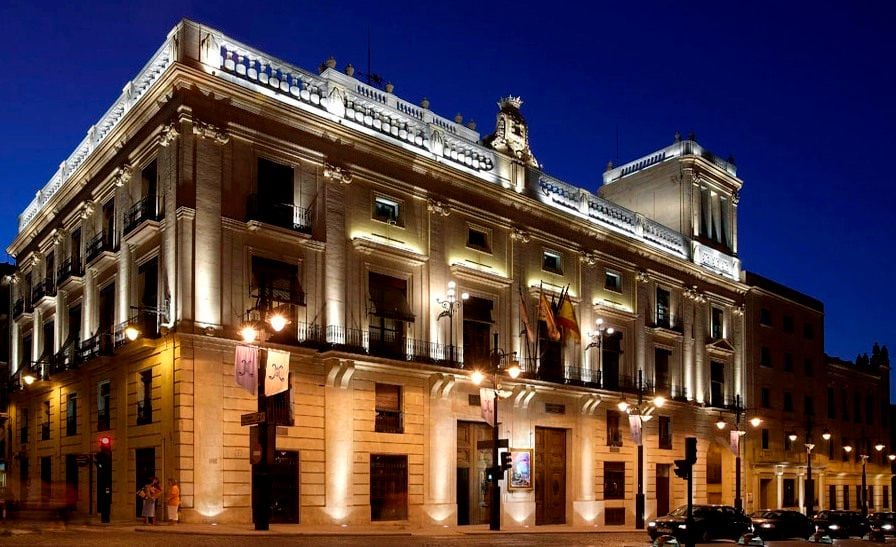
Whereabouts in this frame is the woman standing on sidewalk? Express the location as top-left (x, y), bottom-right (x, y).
top-left (139, 477), bottom-right (162, 525)
top-left (166, 478), bottom-right (181, 524)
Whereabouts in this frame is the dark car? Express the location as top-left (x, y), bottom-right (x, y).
top-left (868, 512), bottom-right (896, 536)
top-left (750, 509), bottom-right (814, 540)
top-left (648, 504), bottom-right (752, 543)
top-left (811, 510), bottom-right (868, 539)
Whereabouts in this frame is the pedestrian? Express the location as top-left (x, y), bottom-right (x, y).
top-left (166, 478), bottom-right (180, 524)
top-left (138, 476), bottom-right (162, 525)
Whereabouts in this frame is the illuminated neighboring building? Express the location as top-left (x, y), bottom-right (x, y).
top-left (6, 18), bottom-right (870, 528)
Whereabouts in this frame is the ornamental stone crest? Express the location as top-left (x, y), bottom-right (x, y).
top-left (323, 163), bottom-right (352, 184)
top-left (427, 199), bottom-right (450, 217)
top-left (510, 228), bottom-right (531, 243)
top-left (483, 96), bottom-right (539, 168)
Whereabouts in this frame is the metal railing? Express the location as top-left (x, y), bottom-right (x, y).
top-left (123, 196), bottom-right (160, 235)
top-left (57, 257), bottom-right (83, 284)
top-left (375, 409), bottom-right (403, 433)
top-left (246, 194), bottom-right (313, 234)
top-left (85, 232), bottom-right (115, 264)
top-left (32, 278), bottom-right (56, 301)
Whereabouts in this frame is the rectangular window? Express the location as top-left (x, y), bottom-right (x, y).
top-left (783, 479), bottom-right (796, 507)
top-left (761, 428), bottom-right (769, 450)
top-left (854, 393), bottom-right (862, 424)
top-left (870, 486), bottom-right (876, 510)
top-left (885, 486), bottom-right (890, 509)
top-left (251, 158), bottom-right (296, 229)
top-left (41, 320), bottom-right (54, 360)
top-left (68, 304), bottom-right (82, 345)
top-left (374, 383), bottom-right (403, 434)
top-left (252, 256), bottom-right (305, 307)
top-left (604, 271), bottom-right (622, 292)
top-left (804, 359), bottom-right (813, 376)
top-left (710, 361), bottom-right (725, 407)
top-left (759, 308), bottom-right (772, 326)
top-left (97, 380), bottom-right (111, 431)
top-left (655, 288), bottom-right (671, 328)
top-left (783, 353), bottom-right (793, 372)
top-left (760, 347), bottom-right (772, 368)
top-left (373, 196), bottom-right (401, 225)
top-left (654, 348), bottom-right (671, 391)
top-left (761, 387), bottom-right (771, 409)
top-left (866, 395), bottom-right (874, 425)
top-left (66, 393), bottom-right (77, 436)
top-left (658, 416), bottom-right (672, 449)
top-left (19, 408), bottom-right (28, 444)
top-left (844, 485), bottom-right (850, 510)
top-left (137, 369), bottom-right (152, 425)
top-left (607, 410), bottom-right (622, 447)
top-left (542, 250), bottom-right (563, 274)
top-left (827, 387), bottom-right (835, 419)
top-left (462, 296), bottom-right (493, 367)
top-left (465, 225), bottom-right (491, 253)
top-left (782, 315), bottom-right (794, 332)
top-left (783, 392), bottom-right (793, 412)
top-left (22, 333), bottom-right (33, 370)
top-left (603, 462), bottom-right (625, 500)
top-left (41, 400), bottom-right (50, 440)
top-left (71, 228), bottom-right (82, 270)
top-left (842, 389), bottom-right (849, 421)
top-left (137, 257), bottom-right (160, 337)
top-left (803, 323), bottom-right (814, 339)
top-left (804, 396), bottom-right (814, 417)
top-left (711, 307), bottom-right (724, 339)
top-left (368, 272), bottom-right (413, 358)
top-left (829, 485), bottom-right (837, 510)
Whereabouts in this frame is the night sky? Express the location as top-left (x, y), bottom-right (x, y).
top-left (2, 2), bottom-right (894, 396)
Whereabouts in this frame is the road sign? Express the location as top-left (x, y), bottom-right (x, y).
top-left (477, 439), bottom-right (509, 450)
top-left (241, 411), bottom-right (266, 426)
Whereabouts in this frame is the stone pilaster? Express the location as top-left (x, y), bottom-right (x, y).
top-left (323, 359), bottom-right (355, 523)
top-left (423, 373), bottom-right (456, 525)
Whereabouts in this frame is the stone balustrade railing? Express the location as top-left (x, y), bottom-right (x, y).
top-left (603, 139), bottom-right (737, 185)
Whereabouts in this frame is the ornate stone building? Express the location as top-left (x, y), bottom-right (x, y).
top-left (4, 19), bottom-right (884, 529)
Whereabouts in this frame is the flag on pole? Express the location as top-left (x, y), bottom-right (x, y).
top-left (234, 345), bottom-right (258, 395)
top-left (629, 414), bottom-right (642, 446)
top-left (729, 430), bottom-right (741, 455)
top-left (519, 286), bottom-right (535, 344)
top-left (265, 348), bottom-right (290, 396)
top-left (556, 291), bottom-right (581, 343)
top-left (480, 388), bottom-right (496, 427)
top-left (538, 285), bottom-right (561, 342)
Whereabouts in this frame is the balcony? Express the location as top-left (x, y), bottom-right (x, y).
top-left (375, 409), bottom-right (404, 433)
top-left (85, 232), bottom-right (117, 270)
top-left (57, 258), bottom-right (84, 290)
top-left (51, 340), bottom-right (80, 374)
top-left (246, 194), bottom-right (313, 235)
top-left (649, 314), bottom-right (684, 335)
top-left (123, 196), bottom-right (161, 246)
top-left (13, 297), bottom-right (32, 319)
top-left (32, 278), bottom-right (57, 311)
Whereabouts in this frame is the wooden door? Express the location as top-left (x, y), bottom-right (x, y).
top-left (656, 464), bottom-right (670, 517)
top-left (535, 427), bottom-right (567, 525)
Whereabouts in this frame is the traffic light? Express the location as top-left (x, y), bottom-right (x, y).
top-left (485, 466), bottom-right (498, 482)
top-left (685, 436), bottom-right (697, 464)
top-left (501, 451), bottom-right (513, 472)
top-left (673, 458), bottom-right (691, 480)
top-left (95, 435), bottom-right (112, 468)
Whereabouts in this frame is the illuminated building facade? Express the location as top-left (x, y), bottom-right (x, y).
top-left (5, 19), bottom-right (879, 528)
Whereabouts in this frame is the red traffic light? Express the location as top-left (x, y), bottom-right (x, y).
top-left (99, 436), bottom-right (112, 447)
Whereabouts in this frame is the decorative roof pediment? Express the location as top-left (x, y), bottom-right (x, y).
top-left (706, 337), bottom-right (736, 354)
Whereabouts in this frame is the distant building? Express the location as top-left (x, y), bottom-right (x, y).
top-left (3, 18), bottom-right (887, 528)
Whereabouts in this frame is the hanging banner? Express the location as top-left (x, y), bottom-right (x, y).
top-left (629, 414), bottom-right (642, 446)
top-left (730, 430), bottom-right (741, 455)
top-left (234, 345), bottom-right (258, 395)
top-left (265, 348), bottom-right (290, 396)
top-left (480, 388), bottom-right (496, 427)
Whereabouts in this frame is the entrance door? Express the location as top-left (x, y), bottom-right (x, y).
top-left (65, 454), bottom-right (79, 509)
top-left (269, 450), bottom-right (300, 523)
top-left (135, 448), bottom-right (155, 518)
top-left (759, 478), bottom-right (772, 510)
top-left (456, 420), bottom-right (492, 525)
top-left (370, 455), bottom-right (408, 521)
top-left (40, 456), bottom-right (51, 504)
top-left (535, 427), bottom-right (567, 525)
top-left (656, 464), bottom-right (670, 517)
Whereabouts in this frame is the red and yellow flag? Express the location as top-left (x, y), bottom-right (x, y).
top-left (539, 287), bottom-right (561, 342)
top-left (556, 293), bottom-right (581, 343)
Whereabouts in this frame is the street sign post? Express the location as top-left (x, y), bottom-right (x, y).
top-left (241, 411), bottom-right (266, 426)
top-left (476, 439), bottom-right (509, 450)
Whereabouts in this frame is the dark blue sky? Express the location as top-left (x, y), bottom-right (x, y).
top-left (2, 2), bottom-right (894, 393)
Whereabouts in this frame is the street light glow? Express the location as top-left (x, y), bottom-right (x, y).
top-left (240, 324), bottom-right (258, 343)
top-left (470, 370), bottom-right (484, 386)
top-left (268, 313), bottom-right (287, 332)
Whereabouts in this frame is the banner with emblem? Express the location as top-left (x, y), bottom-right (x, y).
top-left (480, 388), bottom-right (496, 427)
top-left (629, 414), bottom-right (642, 446)
top-left (234, 345), bottom-right (258, 395)
top-left (730, 430), bottom-right (741, 455)
top-left (264, 348), bottom-right (290, 396)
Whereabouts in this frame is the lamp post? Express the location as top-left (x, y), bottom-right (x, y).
top-left (586, 318), bottom-right (613, 388)
top-left (437, 280), bottom-right (468, 365)
top-left (803, 413), bottom-right (816, 517)
top-left (715, 394), bottom-right (761, 512)
top-left (617, 369), bottom-right (664, 529)
top-left (240, 302), bottom-right (289, 531)
top-left (471, 333), bottom-right (520, 531)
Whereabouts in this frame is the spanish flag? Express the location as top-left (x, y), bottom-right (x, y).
top-left (539, 286), bottom-right (561, 342)
top-left (557, 292), bottom-right (581, 343)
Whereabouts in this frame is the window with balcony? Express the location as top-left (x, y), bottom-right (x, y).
top-left (368, 272), bottom-right (413, 358)
top-left (97, 380), bottom-right (111, 431)
top-left (373, 195), bottom-right (401, 225)
top-left (374, 383), bottom-right (403, 434)
top-left (466, 225), bottom-right (491, 253)
top-left (19, 409), bottom-right (28, 444)
top-left (462, 296), bottom-right (493, 368)
top-left (710, 307), bottom-right (724, 339)
top-left (125, 159), bottom-right (159, 234)
top-left (607, 410), bottom-right (622, 447)
top-left (654, 348), bottom-right (670, 392)
top-left (655, 287), bottom-right (671, 329)
top-left (66, 393), bottom-right (77, 436)
top-left (542, 250), bottom-right (563, 274)
top-left (96, 282), bottom-right (115, 354)
top-left (658, 416), bottom-right (672, 449)
top-left (249, 158), bottom-right (310, 232)
top-left (40, 320), bottom-right (54, 364)
top-left (137, 257), bottom-right (160, 337)
top-left (21, 333), bottom-right (33, 370)
top-left (137, 369), bottom-right (152, 425)
top-left (603, 461), bottom-right (625, 499)
top-left (710, 361), bottom-right (725, 407)
top-left (604, 270), bottom-right (622, 292)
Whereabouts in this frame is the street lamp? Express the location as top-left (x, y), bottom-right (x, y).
top-left (585, 318), bottom-right (613, 387)
top-left (471, 333), bottom-right (520, 531)
top-left (715, 394), bottom-right (761, 511)
top-left (616, 369), bottom-right (663, 529)
top-left (437, 280), bottom-right (468, 365)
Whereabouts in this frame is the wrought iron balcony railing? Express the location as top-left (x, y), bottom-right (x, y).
top-left (246, 193), bottom-right (313, 234)
top-left (123, 196), bottom-right (160, 235)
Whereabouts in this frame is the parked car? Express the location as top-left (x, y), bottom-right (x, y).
top-left (811, 510), bottom-right (868, 539)
top-left (868, 512), bottom-right (896, 537)
top-left (648, 504), bottom-right (752, 543)
top-left (749, 509), bottom-right (814, 540)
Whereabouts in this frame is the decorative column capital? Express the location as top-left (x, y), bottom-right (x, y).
top-left (193, 120), bottom-right (230, 144)
top-left (581, 251), bottom-right (599, 266)
top-left (510, 228), bottom-right (530, 243)
top-left (80, 200), bottom-right (95, 220)
top-left (112, 164), bottom-right (133, 187)
top-left (159, 122), bottom-right (180, 147)
top-left (684, 285), bottom-right (705, 303)
top-left (731, 190), bottom-right (740, 206)
top-left (636, 270), bottom-right (650, 284)
top-left (323, 163), bottom-right (352, 184)
top-left (427, 199), bottom-right (450, 217)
